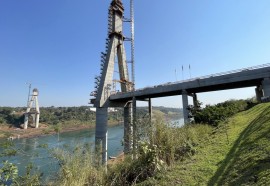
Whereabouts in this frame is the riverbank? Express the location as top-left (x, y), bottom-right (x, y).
top-left (141, 103), bottom-right (270, 185)
top-left (0, 121), bottom-right (123, 140)
top-left (0, 114), bottom-right (183, 140)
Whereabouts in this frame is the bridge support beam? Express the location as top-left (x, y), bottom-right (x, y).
top-left (182, 90), bottom-right (190, 124)
top-left (124, 103), bottom-right (132, 154)
top-left (132, 97), bottom-right (137, 157)
top-left (262, 78), bottom-right (270, 97)
top-left (256, 86), bottom-right (263, 103)
top-left (95, 107), bottom-right (108, 165)
top-left (148, 98), bottom-right (152, 122)
top-left (193, 93), bottom-right (198, 110)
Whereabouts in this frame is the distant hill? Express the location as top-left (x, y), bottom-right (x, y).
top-left (0, 106), bottom-right (183, 128)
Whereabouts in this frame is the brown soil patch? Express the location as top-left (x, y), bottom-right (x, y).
top-left (0, 122), bottom-right (122, 140)
top-left (0, 123), bottom-right (92, 139)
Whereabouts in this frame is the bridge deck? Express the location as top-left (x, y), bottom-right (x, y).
top-left (110, 63), bottom-right (270, 102)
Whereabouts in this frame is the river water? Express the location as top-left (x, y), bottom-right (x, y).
top-left (0, 124), bottom-right (124, 183)
top-left (0, 118), bottom-right (184, 183)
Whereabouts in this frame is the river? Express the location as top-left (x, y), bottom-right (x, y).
top-left (0, 124), bottom-right (124, 183)
top-left (0, 118), bottom-right (184, 183)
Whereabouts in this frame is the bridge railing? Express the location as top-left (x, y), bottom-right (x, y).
top-left (133, 63), bottom-right (270, 92)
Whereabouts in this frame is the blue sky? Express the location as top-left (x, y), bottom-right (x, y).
top-left (1, 0), bottom-right (270, 107)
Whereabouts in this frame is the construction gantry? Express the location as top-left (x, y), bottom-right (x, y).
top-left (89, 0), bottom-right (270, 167)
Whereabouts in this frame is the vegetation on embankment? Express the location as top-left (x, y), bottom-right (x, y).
top-left (143, 102), bottom-right (270, 185)
top-left (4, 100), bottom-right (270, 185)
top-left (46, 114), bottom-right (207, 186)
top-left (190, 98), bottom-right (255, 126)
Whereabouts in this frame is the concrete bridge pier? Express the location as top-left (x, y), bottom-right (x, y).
top-left (35, 113), bottom-right (40, 128)
top-left (95, 107), bottom-right (108, 165)
top-left (124, 103), bottom-right (132, 154)
top-left (132, 97), bottom-right (137, 156)
top-left (148, 98), bottom-right (152, 122)
top-left (262, 78), bottom-right (270, 97)
top-left (192, 93), bottom-right (198, 110)
top-left (182, 90), bottom-right (190, 124)
top-left (255, 86), bottom-right (263, 103)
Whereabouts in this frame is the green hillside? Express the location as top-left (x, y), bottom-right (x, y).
top-left (146, 103), bottom-right (270, 185)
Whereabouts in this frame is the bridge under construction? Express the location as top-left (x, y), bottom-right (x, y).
top-left (90, 0), bottom-right (270, 165)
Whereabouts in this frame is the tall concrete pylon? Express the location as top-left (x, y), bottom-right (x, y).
top-left (91, 0), bottom-right (133, 165)
top-left (24, 88), bottom-right (40, 129)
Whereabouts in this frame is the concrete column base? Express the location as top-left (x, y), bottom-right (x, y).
top-left (262, 78), bottom-right (270, 97)
top-left (255, 86), bottom-right (263, 103)
top-left (35, 114), bottom-right (40, 128)
top-left (182, 90), bottom-right (190, 124)
top-left (124, 103), bottom-right (132, 154)
top-left (24, 115), bottom-right (29, 129)
top-left (95, 107), bottom-right (108, 165)
top-left (193, 93), bottom-right (198, 110)
top-left (148, 98), bottom-right (152, 122)
top-left (132, 97), bottom-right (137, 157)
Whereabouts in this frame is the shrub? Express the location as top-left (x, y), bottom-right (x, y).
top-left (0, 161), bottom-right (18, 185)
top-left (16, 163), bottom-right (41, 186)
top-left (106, 120), bottom-right (212, 185)
top-left (51, 144), bottom-right (104, 186)
top-left (191, 99), bottom-right (252, 126)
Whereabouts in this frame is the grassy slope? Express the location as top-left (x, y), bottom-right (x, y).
top-left (148, 103), bottom-right (270, 185)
